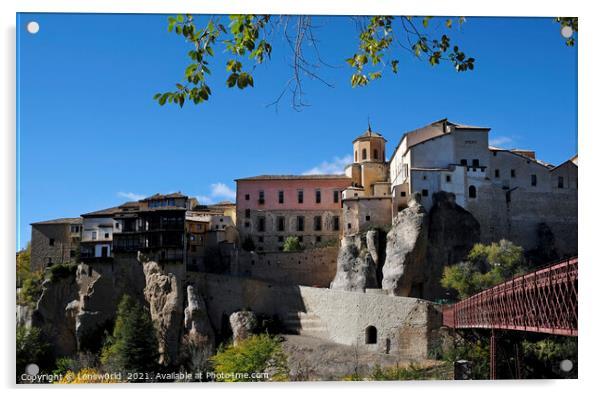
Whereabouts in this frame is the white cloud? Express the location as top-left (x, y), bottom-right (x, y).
top-left (303, 155), bottom-right (353, 175)
top-left (117, 191), bottom-right (145, 201)
top-left (196, 195), bottom-right (214, 205)
top-left (210, 183), bottom-right (236, 200)
top-left (490, 136), bottom-right (513, 147)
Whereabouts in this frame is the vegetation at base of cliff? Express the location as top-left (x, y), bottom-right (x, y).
top-left (283, 236), bottom-right (303, 252)
top-left (441, 239), bottom-right (527, 299)
top-left (344, 362), bottom-right (453, 381)
top-left (16, 326), bottom-right (51, 381)
top-left (100, 295), bottom-right (160, 376)
top-left (211, 334), bottom-right (288, 382)
top-left (16, 243), bottom-right (44, 308)
top-left (46, 262), bottom-right (78, 282)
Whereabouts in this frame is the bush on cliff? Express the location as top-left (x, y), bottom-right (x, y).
top-left (283, 236), bottom-right (303, 252)
top-left (211, 334), bottom-right (288, 382)
top-left (47, 263), bottom-right (78, 282)
top-left (100, 295), bottom-right (159, 375)
top-left (16, 326), bottom-right (51, 381)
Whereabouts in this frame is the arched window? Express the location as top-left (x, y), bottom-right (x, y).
top-left (469, 185), bottom-right (477, 198)
top-left (373, 149), bottom-right (378, 160)
top-left (365, 325), bottom-right (377, 344)
top-left (355, 151), bottom-right (358, 162)
top-left (362, 148), bottom-right (367, 160)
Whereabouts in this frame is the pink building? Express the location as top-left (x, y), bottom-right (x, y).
top-left (235, 175), bottom-right (352, 251)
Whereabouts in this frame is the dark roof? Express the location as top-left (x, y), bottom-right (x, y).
top-left (353, 127), bottom-right (386, 143)
top-left (137, 206), bottom-right (187, 213)
top-left (81, 206), bottom-right (122, 218)
top-left (236, 174), bottom-right (351, 181)
top-left (211, 201), bottom-right (235, 206)
top-left (31, 217), bottom-right (82, 226)
top-left (141, 192), bottom-right (188, 201)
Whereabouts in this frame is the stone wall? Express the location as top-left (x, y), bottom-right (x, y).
top-left (31, 224), bottom-right (78, 271)
top-left (342, 197), bottom-right (392, 236)
top-left (191, 273), bottom-right (441, 359)
top-left (234, 246), bottom-right (338, 287)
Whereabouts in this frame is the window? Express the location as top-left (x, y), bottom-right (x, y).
top-left (296, 216), bottom-right (305, 231)
top-left (558, 176), bottom-right (565, 188)
top-left (315, 190), bottom-right (321, 204)
top-left (446, 175), bottom-right (451, 183)
top-left (49, 238), bottom-right (55, 246)
top-left (297, 190), bottom-right (304, 204)
top-left (460, 159), bottom-right (467, 166)
top-left (92, 232), bottom-right (97, 240)
top-left (70, 250), bottom-right (76, 258)
top-left (365, 326), bottom-right (377, 344)
top-left (333, 190), bottom-right (339, 203)
top-left (373, 149), bottom-right (378, 160)
top-left (245, 194), bottom-right (250, 201)
top-left (472, 159), bottom-right (480, 167)
top-left (422, 189), bottom-right (429, 197)
top-left (258, 217), bottom-right (266, 232)
top-left (278, 190), bottom-right (284, 204)
top-left (258, 236), bottom-right (264, 243)
top-left (469, 185), bottom-right (477, 198)
top-left (244, 221), bottom-right (250, 228)
top-left (316, 236), bottom-right (322, 243)
top-left (361, 148), bottom-right (367, 160)
top-left (278, 236), bottom-right (284, 242)
top-left (347, 223), bottom-right (352, 230)
top-left (400, 191), bottom-right (406, 197)
top-left (495, 169), bottom-right (500, 178)
top-left (531, 174), bottom-right (537, 186)
top-left (511, 169), bottom-right (516, 178)
top-left (245, 209), bottom-right (250, 218)
top-left (115, 223), bottom-right (120, 229)
top-left (258, 190), bottom-right (265, 205)
top-left (104, 233), bottom-right (110, 239)
top-left (277, 216), bottom-right (285, 232)
top-left (333, 216), bottom-right (340, 231)
top-left (314, 216), bottom-right (322, 231)
top-left (355, 151), bottom-right (358, 162)
top-left (365, 215), bottom-right (371, 221)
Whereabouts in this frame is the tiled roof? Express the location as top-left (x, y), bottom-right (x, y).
top-left (81, 206), bottom-right (122, 217)
top-left (236, 174), bottom-right (351, 181)
top-left (141, 192), bottom-right (187, 201)
top-left (31, 217), bottom-right (82, 225)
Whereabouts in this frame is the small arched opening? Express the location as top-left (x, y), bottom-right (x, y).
top-left (354, 151), bottom-right (358, 162)
top-left (365, 325), bottom-right (377, 344)
top-left (373, 149), bottom-right (379, 160)
top-left (362, 148), bottom-right (367, 160)
top-left (469, 185), bottom-right (477, 199)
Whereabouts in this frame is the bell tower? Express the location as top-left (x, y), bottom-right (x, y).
top-left (352, 124), bottom-right (386, 164)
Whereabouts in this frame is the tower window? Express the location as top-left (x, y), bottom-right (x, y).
top-left (531, 174), bottom-right (537, 186)
top-left (469, 185), bottom-right (477, 199)
top-left (558, 176), bottom-right (564, 188)
top-left (355, 151), bottom-right (358, 162)
top-left (365, 215), bottom-right (371, 221)
top-left (362, 148), bottom-right (367, 160)
top-left (400, 191), bottom-right (406, 197)
top-left (373, 149), bottom-right (378, 160)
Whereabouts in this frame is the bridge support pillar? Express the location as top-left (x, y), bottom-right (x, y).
top-left (489, 329), bottom-right (496, 380)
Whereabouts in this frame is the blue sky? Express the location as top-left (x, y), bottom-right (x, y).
top-left (16, 13), bottom-right (577, 249)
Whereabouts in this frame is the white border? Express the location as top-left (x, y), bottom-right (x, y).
top-left (2, 1), bottom-right (599, 397)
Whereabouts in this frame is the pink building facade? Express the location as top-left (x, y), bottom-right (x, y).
top-left (235, 175), bottom-right (352, 251)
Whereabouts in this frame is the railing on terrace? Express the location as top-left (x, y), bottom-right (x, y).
top-left (443, 257), bottom-right (577, 337)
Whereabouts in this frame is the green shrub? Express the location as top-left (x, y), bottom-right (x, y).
top-left (47, 263), bottom-right (77, 282)
top-left (17, 271), bottom-right (44, 308)
top-left (211, 334), bottom-right (288, 382)
top-left (283, 236), bottom-right (303, 252)
top-left (16, 326), bottom-right (51, 381)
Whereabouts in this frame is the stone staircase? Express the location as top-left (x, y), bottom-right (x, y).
top-left (282, 311), bottom-right (329, 339)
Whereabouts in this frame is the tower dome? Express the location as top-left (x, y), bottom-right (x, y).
top-left (352, 125), bottom-right (386, 163)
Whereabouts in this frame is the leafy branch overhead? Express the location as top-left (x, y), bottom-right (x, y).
top-left (154, 15), bottom-right (575, 109)
top-left (154, 15), bottom-right (475, 109)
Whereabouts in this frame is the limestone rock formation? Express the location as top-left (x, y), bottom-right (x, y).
top-left (381, 196), bottom-right (429, 297)
top-left (425, 191), bottom-right (480, 299)
top-left (229, 310), bottom-right (257, 346)
top-left (330, 232), bottom-right (379, 292)
top-left (31, 275), bottom-right (80, 357)
top-left (143, 261), bottom-right (184, 365)
top-left (183, 285), bottom-right (214, 343)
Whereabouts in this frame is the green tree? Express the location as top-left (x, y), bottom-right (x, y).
top-left (211, 334), bottom-right (288, 382)
top-left (16, 326), bottom-right (50, 381)
top-left (16, 243), bottom-right (31, 278)
top-left (100, 295), bottom-right (159, 375)
top-left (441, 240), bottom-right (527, 299)
top-left (282, 236), bottom-right (303, 252)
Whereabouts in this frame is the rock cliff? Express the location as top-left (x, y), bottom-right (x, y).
top-left (330, 230), bottom-right (380, 292)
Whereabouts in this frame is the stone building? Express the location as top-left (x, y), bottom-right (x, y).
top-left (80, 206), bottom-right (122, 261)
top-left (388, 118), bottom-right (578, 255)
top-left (30, 218), bottom-right (82, 271)
top-left (342, 127), bottom-right (392, 235)
top-left (235, 175), bottom-right (351, 251)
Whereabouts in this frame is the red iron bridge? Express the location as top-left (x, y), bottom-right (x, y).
top-left (443, 257), bottom-right (578, 337)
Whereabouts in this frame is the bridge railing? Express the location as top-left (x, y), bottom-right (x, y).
top-left (442, 257), bottom-right (578, 336)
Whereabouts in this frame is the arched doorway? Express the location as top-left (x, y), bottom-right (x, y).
top-left (365, 325), bottom-right (377, 344)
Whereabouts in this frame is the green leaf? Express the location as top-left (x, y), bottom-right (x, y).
top-left (423, 16), bottom-right (432, 28)
top-left (446, 19), bottom-right (453, 28)
top-left (176, 14), bottom-right (184, 23)
top-left (227, 73), bottom-right (239, 88)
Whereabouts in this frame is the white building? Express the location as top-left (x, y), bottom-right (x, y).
top-left (80, 206), bottom-right (121, 260)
